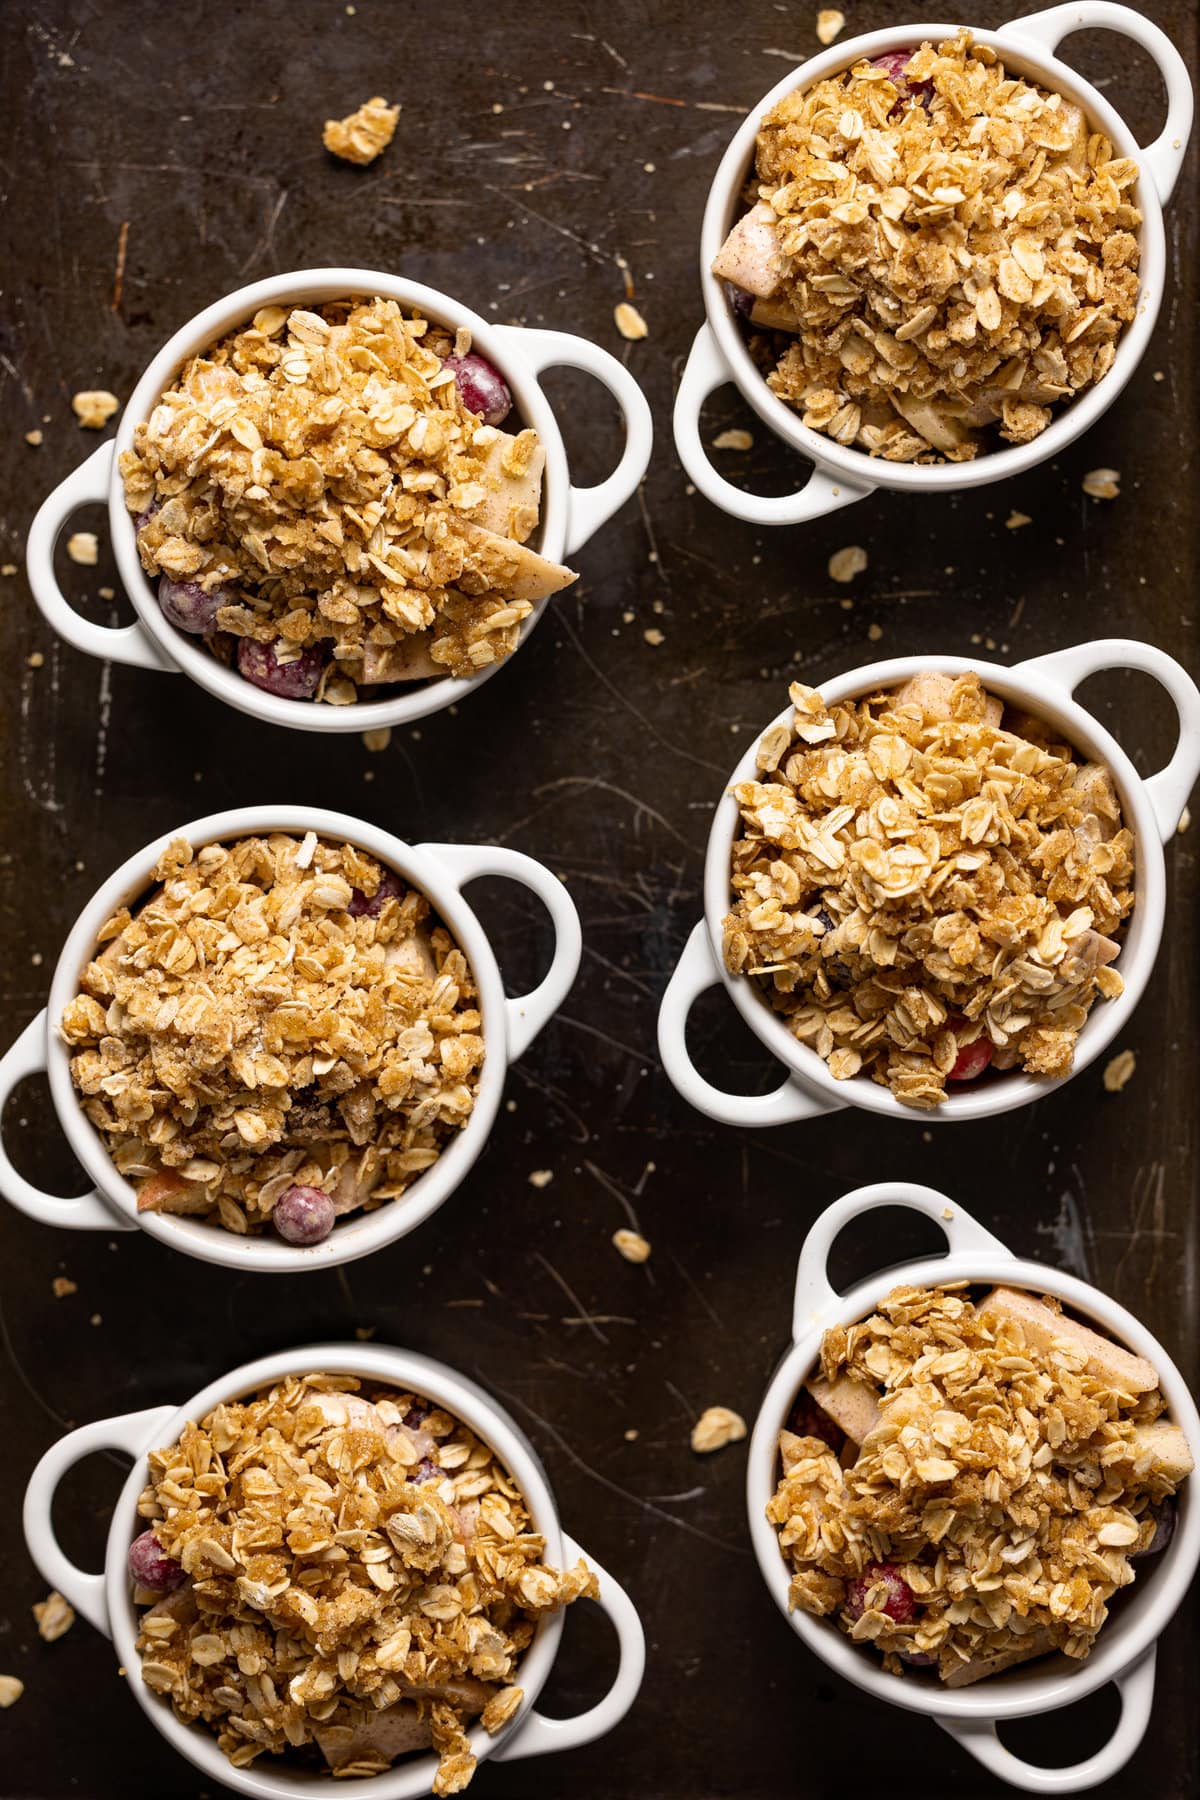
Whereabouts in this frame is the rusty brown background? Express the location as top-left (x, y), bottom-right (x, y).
top-left (0, 1), bottom-right (1196, 1795)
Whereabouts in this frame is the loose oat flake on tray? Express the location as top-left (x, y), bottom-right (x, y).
top-left (723, 671), bottom-right (1135, 1108)
top-left (119, 298), bottom-right (576, 701)
top-left (60, 832), bottom-right (483, 1242)
top-left (770, 1283), bottom-right (1192, 1684)
top-left (713, 31), bottom-right (1141, 461)
top-left (130, 1374), bottom-right (596, 1791)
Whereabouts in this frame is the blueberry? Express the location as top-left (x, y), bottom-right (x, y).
top-left (236, 637), bottom-right (327, 700)
top-left (157, 576), bottom-right (225, 636)
top-left (347, 870), bottom-right (405, 918)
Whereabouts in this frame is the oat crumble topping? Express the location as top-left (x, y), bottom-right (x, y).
top-left (61, 832), bottom-right (483, 1236)
top-left (133, 1374), bottom-right (596, 1789)
top-left (770, 1283), bottom-right (1192, 1682)
top-left (723, 671), bottom-right (1134, 1108)
top-left (714, 32), bottom-right (1141, 461)
top-left (119, 298), bottom-right (575, 698)
top-left (323, 96), bottom-right (400, 166)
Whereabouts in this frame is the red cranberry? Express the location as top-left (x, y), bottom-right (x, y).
top-left (127, 1530), bottom-right (185, 1592)
top-left (347, 870), bottom-right (405, 918)
top-left (845, 1562), bottom-right (916, 1625)
top-left (948, 1022), bottom-right (994, 1083)
top-left (786, 1390), bottom-right (846, 1455)
top-left (411, 1457), bottom-right (442, 1485)
top-left (443, 352), bottom-right (513, 427)
top-left (236, 637), bottom-right (327, 700)
top-left (273, 1184), bottom-right (336, 1245)
top-left (870, 50), bottom-right (933, 112)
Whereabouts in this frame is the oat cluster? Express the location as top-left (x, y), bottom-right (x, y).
top-left (120, 298), bottom-right (574, 694)
top-left (134, 1374), bottom-right (596, 1791)
top-left (323, 97), bottom-right (400, 166)
top-left (750, 32), bottom-right (1141, 460)
top-left (769, 1284), bottom-right (1188, 1681)
top-left (723, 672), bottom-right (1134, 1108)
top-left (61, 833), bottom-right (483, 1233)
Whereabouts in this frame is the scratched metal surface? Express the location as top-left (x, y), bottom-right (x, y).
top-left (0, 2), bottom-right (1197, 1795)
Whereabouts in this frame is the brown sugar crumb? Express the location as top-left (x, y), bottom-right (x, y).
top-left (33, 1592), bottom-right (75, 1643)
top-left (724, 671), bottom-right (1134, 1108)
top-left (770, 1283), bottom-right (1192, 1681)
top-left (133, 1374), bottom-right (595, 1787)
top-left (51, 1275), bottom-right (77, 1298)
top-left (61, 833), bottom-right (484, 1236)
top-left (715, 31), bottom-right (1140, 463)
top-left (692, 1406), bottom-right (747, 1453)
top-left (25, 428), bottom-right (44, 446)
top-left (527, 1169), bottom-right (554, 1190)
top-left (0, 1675), bottom-right (23, 1708)
top-left (119, 297), bottom-right (574, 695)
top-left (323, 96), bottom-right (400, 165)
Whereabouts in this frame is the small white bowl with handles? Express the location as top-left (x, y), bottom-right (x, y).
top-left (23, 1340), bottom-right (645, 1799)
top-left (0, 804), bottom-right (581, 1269)
top-left (674, 3), bottom-right (1194, 526)
top-left (747, 1182), bottom-right (1200, 1794)
top-left (658, 639), bottom-right (1200, 1126)
top-left (26, 266), bottom-right (654, 731)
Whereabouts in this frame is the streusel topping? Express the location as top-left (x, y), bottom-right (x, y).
top-left (61, 832), bottom-right (483, 1234)
top-left (120, 298), bottom-right (574, 694)
top-left (724, 671), bottom-right (1134, 1107)
top-left (770, 1284), bottom-right (1190, 1682)
top-left (718, 32), bottom-right (1140, 461)
top-left (133, 1374), bottom-right (596, 1790)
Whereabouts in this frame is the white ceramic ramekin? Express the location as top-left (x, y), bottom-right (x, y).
top-left (747, 1183), bottom-right (1200, 1794)
top-left (658, 639), bottom-right (1200, 1126)
top-left (0, 805), bottom-right (581, 1269)
top-left (27, 267), bottom-right (654, 731)
top-left (674, 3), bottom-right (1194, 526)
top-left (23, 1341), bottom-right (645, 1798)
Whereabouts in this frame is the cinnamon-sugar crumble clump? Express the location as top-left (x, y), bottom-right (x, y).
top-left (723, 671), bottom-right (1134, 1108)
top-left (133, 1374), bottom-right (596, 1789)
top-left (61, 833), bottom-right (483, 1233)
top-left (769, 1284), bottom-right (1191, 1681)
top-left (119, 298), bottom-right (575, 693)
top-left (722, 31), bottom-right (1140, 461)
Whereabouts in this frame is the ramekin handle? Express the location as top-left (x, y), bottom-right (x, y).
top-left (23, 1405), bottom-right (178, 1635)
top-left (25, 444), bottom-right (177, 673)
top-left (494, 324), bottom-right (653, 556)
top-left (937, 1647), bottom-right (1157, 1793)
top-left (0, 1014), bottom-right (133, 1232)
top-left (1013, 638), bottom-right (1200, 841)
top-left (415, 842), bottom-right (582, 1061)
top-left (792, 1182), bottom-right (1013, 1337)
top-left (673, 323), bottom-right (873, 527)
top-left (1002, 3), bottom-right (1193, 204)
top-left (658, 922), bottom-right (844, 1128)
top-left (491, 1534), bottom-right (644, 1762)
